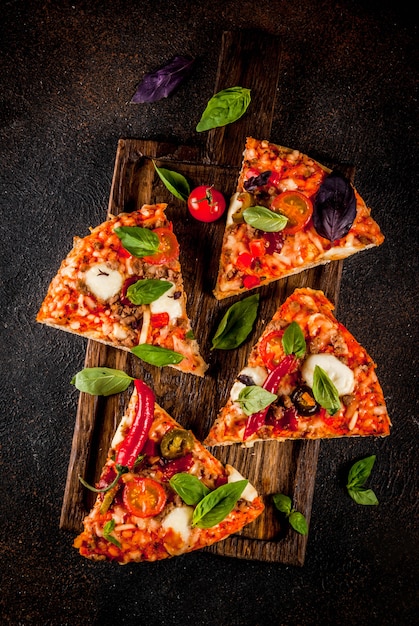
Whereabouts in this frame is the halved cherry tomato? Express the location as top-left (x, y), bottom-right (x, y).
top-left (271, 190), bottom-right (313, 235)
top-left (142, 227), bottom-right (179, 264)
top-left (123, 476), bottom-right (167, 518)
top-left (259, 330), bottom-right (285, 370)
top-left (187, 185), bottom-right (226, 222)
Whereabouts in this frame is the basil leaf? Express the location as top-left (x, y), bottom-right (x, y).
top-left (153, 161), bottom-right (190, 201)
top-left (126, 279), bottom-right (172, 305)
top-left (131, 55), bottom-right (195, 104)
top-left (289, 511), bottom-right (308, 535)
top-left (282, 321), bottom-right (306, 358)
top-left (196, 86), bottom-right (251, 132)
top-left (312, 365), bottom-right (341, 415)
top-left (71, 367), bottom-right (134, 396)
top-left (272, 493), bottom-right (292, 515)
top-left (169, 473), bottom-right (210, 506)
top-left (192, 480), bottom-right (248, 528)
top-left (313, 171), bottom-right (357, 242)
top-left (114, 226), bottom-right (159, 258)
top-left (243, 206), bottom-right (288, 232)
top-left (236, 386), bottom-right (277, 416)
top-left (131, 344), bottom-right (184, 366)
top-left (348, 487), bottom-right (379, 506)
top-left (347, 455), bottom-right (376, 489)
top-left (211, 294), bottom-right (259, 350)
top-left (103, 519), bottom-right (121, 548)
top-left (243, 171), bottom-right (272, 192)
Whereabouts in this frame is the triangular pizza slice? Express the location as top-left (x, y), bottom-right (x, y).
top-left (204, 288), bottom-right (391, 446)
top-left (214, 137), bottom-right (384, 299)
top-left (37, 204), bottom-right (207, 376)
top-left (74, 378), bottom-right (264, 563)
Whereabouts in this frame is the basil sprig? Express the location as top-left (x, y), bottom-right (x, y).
top-left (126, 279), bottom-right (172, 305)
top-left (312, 365), bottom-right (341, 415)
top-left (170, 473), bottom-right (248, 528)
top-left (103, 519), bottom-right (121, 548)
top-left (71, 367), bottom-right (134, 396)
top-left (211, 294), bottom-right (259, 350)
top-left (243, 206), bottom-right (288, 232)
top-left (282, 321), bottom-right (306, 358)
top-left (131, 344), bottom-right (184, 366)
top-left (346, 455), bottom-right (379, 505)
top-left (114, 225), bottom-right (159, 258)
top-left (236, 386), bottom-right (277, 416)
top-left (196, 86), bottom-right (251, 132)
top-left (153, 161), bottom-right (190, 201)
top-left (78, 463), bottom-right (129, 493)
top-left (273, 493), bottom-right (308, 535)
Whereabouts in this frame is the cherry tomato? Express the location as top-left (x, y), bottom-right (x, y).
top-left (123, 476), bottom-right (167, 518)
top-left (187, 185), bottom-right (226, 222)
top-left (142, 227), bottom-right (179, 264)
top-left (259, 330), bottom-right (286, 370)
top-left (271, 191), bottom-right (313, 235)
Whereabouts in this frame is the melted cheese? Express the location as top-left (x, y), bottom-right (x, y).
top-left (226, 465), bottom-right (258, 502)
top-left (302, 353), bottom-right (355, 396)
top-left (162, 505), bottom-right (193, 542)
top-left (84, 263), bottom-right (123, 301)
top-left (149, 281), bottom-right (182, 321)
top-left (230, 366), bottom-right (268, 401)
top-left (225, 192), bottom-right (243, 226)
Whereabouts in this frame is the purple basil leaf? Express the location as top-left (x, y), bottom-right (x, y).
top-left (243, 170), bottom-right (272, 192)
top-left (313, 171), bottom-right (357, 242)
top-left (131, 55), bottom-right (195, 104)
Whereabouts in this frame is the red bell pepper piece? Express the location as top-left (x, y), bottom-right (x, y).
top-left (161, 452), bottom-right (194, 480)
top-left (115, 379), bottom-right (155, 469)
top-left (243, 354), bottom-right (297, 440)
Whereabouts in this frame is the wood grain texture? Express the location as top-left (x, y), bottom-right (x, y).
top-left (60, 30), bottom-right (348, 566)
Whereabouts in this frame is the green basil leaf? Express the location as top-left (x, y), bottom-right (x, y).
top-left (347, 455), bottom-right (376, 489)
top-left (153, 161), bottom-right (190, 201)
top-left (243, 206), bottom-right (288, 232)
top-left (289, 511), bottom-right (308, 535)
top-left (236, 385), bottom-right (277, 416)
top-left (192, 480), bottom-right (248, 528)
top-left (348, 487), bottom-right (379, 506)
top-left (272, 493), bottom-right (292, 515)
top-left (114, 225), bottom-right (159, 257)
top-left (312, 365), bottom-right (341, 415)
top-left (211, 294), bottom-right (259, 350)
top-left (196, 86), bottom-right (251, 132)
top-left (282, 321), bottom-right (306, 358)
top-left (126, 279), bottom-right (172, 305)
top-left (131, 344), bottom-right (184, 366)
top-left (71, 367), bottom-right (134, 396)
top-left (169, 473), bottom-right (210, 506)
top-left (103, 519), bottom-right (121, 548)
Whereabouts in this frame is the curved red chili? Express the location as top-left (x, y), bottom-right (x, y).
top-left (115, 379), bottom-right (155, 469)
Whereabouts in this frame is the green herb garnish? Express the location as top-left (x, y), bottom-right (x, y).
top-left (236, 386), bottom-right (277, 416)
top-left (103, 519), bottom-right (121, 548)
top-left (282, 321), bottom-right (306, 358)
top-left (126, 279), bottom-right (172, 305)
top-left (192, 480), bottom-right (248, 528)
top-left (312, 365), bottom-right (341, 415)
top-left (243, 206), bottom-right (288, 232)
top-left (346, 455), bottom-right (379, 505)
top-left (78, 463), bottom-right (129, 493)
top-left (71, 367), bottom-right (134, 396)
top-left (211, 294), bottom-right (259, 350)
top-left (273, 493), bottom-right (308, 535)
top-left (169, 473), bottom-right (210, 506)
top-left (114, 225), bottom-right (159, 257)
top-left (196, 86), bottom-right (251, 132)
top-left (131, 344), bottom-right (184, 367)
top-left (152, 161), bottom-right (190, 201)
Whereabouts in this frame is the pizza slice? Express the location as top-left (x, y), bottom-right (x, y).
top-left (37, 204), bottom-right (208, 376)
top-left (73, 378), bottom-right (264, 563)
top-left (204, 288), bottom-right (391, 446)
top-left (213, 137), bottom-right (385, 299)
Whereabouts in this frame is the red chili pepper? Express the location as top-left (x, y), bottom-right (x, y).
top-left (115, 379), bottom-right (155, 469)
top-left (243, 354), bottom-right (297, 440)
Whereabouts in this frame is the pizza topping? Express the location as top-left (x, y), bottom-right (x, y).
top-left (313, 171), bottom-right (357, 242)
top-left (149, 281), bottom-right (183, 322)
top-left (290, 385), bottom-right (320, 416)
top-left (243, 169), bottom-right (271, 192)
top-left (123, 476), bottom-right (167, 518)
top-left (226, 465), bottom-right (258, 502)
top-left (115, 379), bottom-right (155, 469)
top-left (142, 227), bottom-right (179, 264)
top-left (124, 278), bottom-right (172, 305)
top-left (131, 343), bottom-right (185, 367)
top-left (259, 330), bottom-right (285, 370)
top-left (243, 205), bottom-right (288, 232)
top-left (271, 191), bottom-right (313, 235)
top-left (301, 353), bottom-right (355, 396)
top-left (84, 263), bottom-right (124, 301)
top-left (160, 428), bottom-right (195, 460)
top-left (114, 225), bottom-right (160, 257)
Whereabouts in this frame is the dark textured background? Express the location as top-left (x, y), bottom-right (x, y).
top-left (1, 1), bottom-right (418, 624)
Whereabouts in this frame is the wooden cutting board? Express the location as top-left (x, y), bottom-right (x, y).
top-left (60, 30), bottom-right (345, 566)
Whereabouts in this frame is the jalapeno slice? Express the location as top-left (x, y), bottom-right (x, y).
top-left (290, 385), bottom-right (320, 416)
top-left (160, 428), bottom-right (195, 460)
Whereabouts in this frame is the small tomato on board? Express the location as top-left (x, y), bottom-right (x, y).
top-left (187, 185), bottom-right (226, 222)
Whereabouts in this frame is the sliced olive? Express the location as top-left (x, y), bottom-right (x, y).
top-left (290, 385), bottom-right (320, 416)
top-left (160, 428), bottom-right (195, 460)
